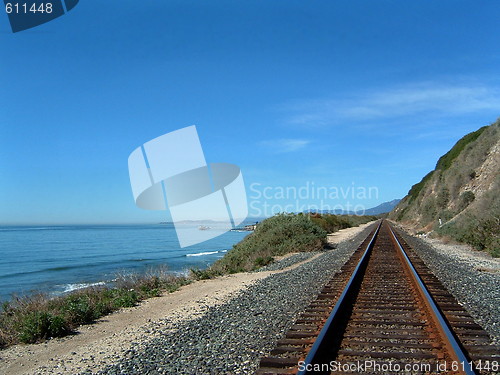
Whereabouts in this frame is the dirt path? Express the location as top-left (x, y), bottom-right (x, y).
top-left (327, 221), bottom-right (376, 244)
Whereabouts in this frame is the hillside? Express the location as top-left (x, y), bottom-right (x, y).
top-left (364, 199), bottom-right (401, 215)
top-left (303, 199), bottom-right (401, 216)
top-left (388, 117), bottom-right (500, 257)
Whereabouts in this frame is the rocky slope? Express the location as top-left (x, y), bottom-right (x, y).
top-left (388, 117), bottom-right (500, 256)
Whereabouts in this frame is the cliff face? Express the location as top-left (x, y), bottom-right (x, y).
top-left (389, 118), bottom-right (500, 256)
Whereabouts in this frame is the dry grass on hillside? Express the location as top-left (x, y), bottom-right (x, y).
top-left (390, 118), bottom-right (500, 257)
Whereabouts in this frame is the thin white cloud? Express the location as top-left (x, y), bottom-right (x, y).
top-left (284, 83), bottom-right (500, 127)
top-left (260, 138), bottom-right (311, 153)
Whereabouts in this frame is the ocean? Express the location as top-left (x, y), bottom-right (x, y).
top-left (0, 224), bottom-right (251, 301)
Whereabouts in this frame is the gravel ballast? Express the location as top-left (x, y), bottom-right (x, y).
top-left (95, 223), bottom-right (378, 375)
top-left (76, 221), bottom-right (500, 374)
top-left (394, 225), bottom-right (500, 345)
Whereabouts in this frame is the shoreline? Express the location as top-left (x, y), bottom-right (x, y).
top-left (3, 219), bottom-right (498, 374)
top-left (0, 222), bottom-right (375, 375)
top-left (0, 224), bottom-right (250, 301)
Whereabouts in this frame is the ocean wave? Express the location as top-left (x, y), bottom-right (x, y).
top-left (185, 251), bottom-right (219, 257)
top-left (0, 227), bottom-right (57, 232)
top-left (63, 281), bottom-right (106, 293)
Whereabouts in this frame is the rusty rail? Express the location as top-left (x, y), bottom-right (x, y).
top-left (388, 226), bottom-right (475, 375)
top-left (258, 220), bottom-right (499, 375)
top-left (296, 222), bottom-right (381, 374)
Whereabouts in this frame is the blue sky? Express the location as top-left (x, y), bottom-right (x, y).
top-left (1, 0), bottom-right (500, 224)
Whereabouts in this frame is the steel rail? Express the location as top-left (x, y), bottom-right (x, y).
top-left (389, 226), bottom-right (477, 375)
top-left (297, 221), bottom-right (382, 375)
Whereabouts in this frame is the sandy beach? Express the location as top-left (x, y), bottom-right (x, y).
top-left (0, 222), bottom-right (375, 375)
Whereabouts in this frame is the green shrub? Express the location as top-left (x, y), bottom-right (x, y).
top-left (404, 124), bottom-right (488, 205)
top-left (437, 188), bottom-right (450, 209)
top-left (438, 210), bottom-right (455, 222)
top-left (169, 278), bottom-right (191, 291)
top-left (342, 214), bottom-right (378, 227)
top-left (488, 238), bottom-right (500, 258)
top-left (210, 213), bottom-right (327, 274)
top-left (310, 213), bottom-right (376, 233)
top-left (311, 215), bottom-right (351, 233)
top-left (435, 126), bottom-right (487, 172)
top-left (0, 332), bottom-right (6, 349)
top-left (457, 191), bottom-right (475, 211)
top-left (18, 311), bottom-right (60, 343)
top-left (421, 196), bottom-right (438, 223)
top-left (190, 267), bottom-right (223, 280)
top-left (458, 216), bottom-right (500, 256)
top-left (0, 265), bottom-right (191, 349)
top-left (142, 287), bottom-right (161, 298)
top-left (93, 301), bottom-right (112, 317)
top-left (228, 267), bottom-right (245, 274)
top-left (139, 275), bottom-right (160, 294)
top-left (408, 171), bottom-right (434, 203)
top-left (254, 256), bottom-right (274, 268)
top-left (63, 295), bottom-right (94, 325)
top-left (397, 205), bottom-right (409, 221)
top-left (112, 289), bottom-right (138, 309)
top-left (48, 314), bottom-right (67, 337)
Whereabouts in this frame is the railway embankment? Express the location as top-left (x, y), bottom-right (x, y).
top-left (259, 220), bottom-right (500, 374)
top-left (393, 222), bottom-right (500, 346)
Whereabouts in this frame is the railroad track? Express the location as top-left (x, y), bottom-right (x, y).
top-left (258, 220), bottom-right (500, 374)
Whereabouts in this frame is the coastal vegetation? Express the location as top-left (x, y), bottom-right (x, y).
top-left (1, 212), bottom-right (376, 348)
top-left (210, 213), bottom-right (327, 274)
top-left (309, 212), bottom-right (377, 233)
top-left (190, 213), bottom-right (326, 278)
top-left (191, 212), bottom-right (376, 278)
top-left (0, 266), bottom-right (190, 348)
